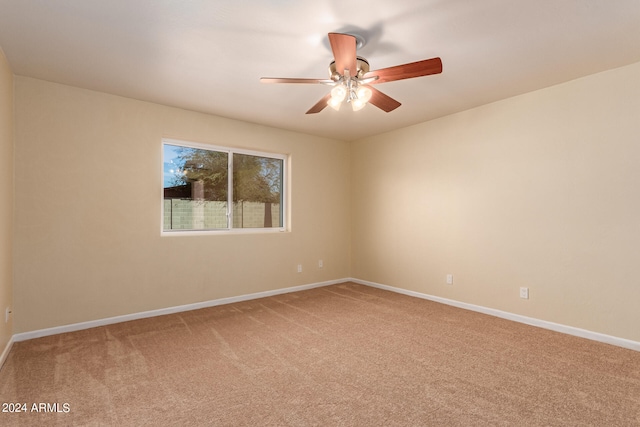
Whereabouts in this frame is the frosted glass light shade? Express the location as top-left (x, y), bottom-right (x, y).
top-left (328, 97), bottom-right (342, 111)
top-left (351, 98), bottom-right (366, 111)
top-left (330, 85), bottom-right (347, 102)
top-left (356, 86), bottom-right (372, 102)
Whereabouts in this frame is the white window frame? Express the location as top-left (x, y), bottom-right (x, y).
top-left (161, 138), bottom-right (288, 235)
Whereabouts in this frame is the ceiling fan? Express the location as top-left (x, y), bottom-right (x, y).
top-left (260, 32), bottom-right (442, 114)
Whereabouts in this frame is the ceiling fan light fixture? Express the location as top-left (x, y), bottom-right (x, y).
top-left (327, 81), bottom-right (372, 112)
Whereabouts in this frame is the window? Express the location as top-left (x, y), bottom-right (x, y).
top-left (162, 139), bottom-right (286, 233)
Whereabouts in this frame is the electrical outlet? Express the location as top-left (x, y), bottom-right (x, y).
top-left (519, 287), bottom-right (529, 299)
top-left (5, 307), bottom-right (11, 323)
top-left (297, 264), bottom-right (302, 273)
top-left (318, 260), bottom-right (323, 268)
top-left (446, 274), bottom-right (453, 285)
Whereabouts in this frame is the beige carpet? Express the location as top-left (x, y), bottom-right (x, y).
top-left (1, 282), bottom-right (639, 426)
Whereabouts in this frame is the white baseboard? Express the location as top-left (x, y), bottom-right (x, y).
top-left (12, 279), bottom-right (345, 343)
top-left (0, 335), bottom-right (14, 368)
top-left (9, 277), bottom-right (640, 353)
top-left (350, 278), bottom-right (640, 352)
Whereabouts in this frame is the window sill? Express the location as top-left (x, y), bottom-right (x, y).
top-left (161, 227), bottom-right (288, 237)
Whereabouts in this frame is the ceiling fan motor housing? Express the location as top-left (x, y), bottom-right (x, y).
top-left (329, 57), bottom-right (370, 80)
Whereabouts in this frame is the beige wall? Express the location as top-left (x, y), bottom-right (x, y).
top-left (0, 49), bottom-right (14, 350)
top-left (13, 77), bottom-right (351, 333)
top-left (351, 61), bottom-right (640, 342)
top-left (10, 60), bottom-right (640, 344)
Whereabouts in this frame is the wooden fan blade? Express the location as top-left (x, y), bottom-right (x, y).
top-left (328, 33), bottom-right (357, 75)
top-left (368, 86), bottom-right (401, 112)
top-left (306, 93), bottom-right (332, 114)
top-left (364, 57), bottom-right (442, 84)
top-left (261, 77), bottom-right (334, 84)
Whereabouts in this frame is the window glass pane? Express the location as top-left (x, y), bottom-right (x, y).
top-left (163, 144), bottom-right (229, 230)
top-left (233, 153), bottom-right (283, 228)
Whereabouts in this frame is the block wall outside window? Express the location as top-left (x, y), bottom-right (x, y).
top-left (163, 200), bottom-right (281, 230)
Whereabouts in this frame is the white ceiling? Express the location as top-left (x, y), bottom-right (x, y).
top-left (1, 0), bottom-right (639, 141)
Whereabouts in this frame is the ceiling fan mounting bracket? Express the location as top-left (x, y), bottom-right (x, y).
top-left (350, 33), bottom-right (366, 50)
